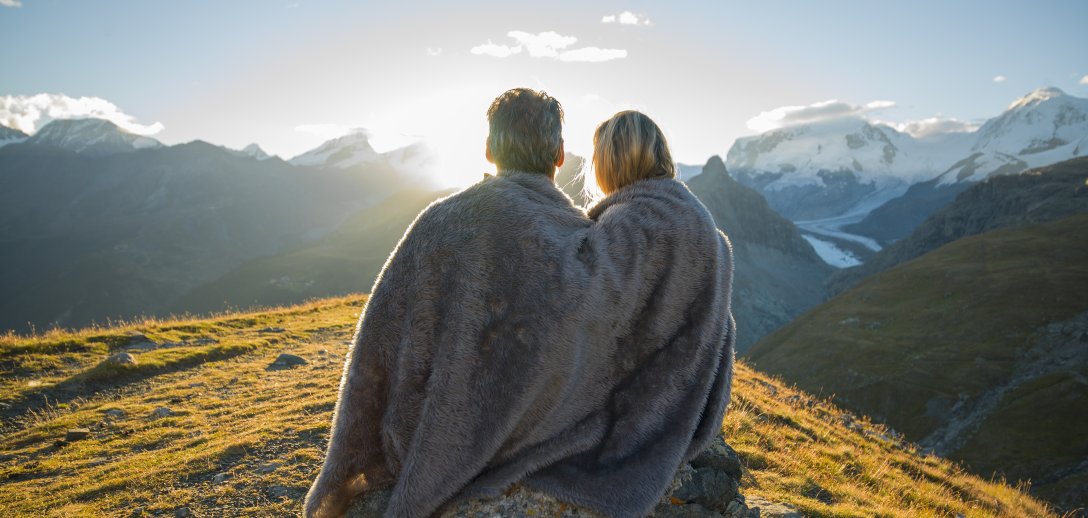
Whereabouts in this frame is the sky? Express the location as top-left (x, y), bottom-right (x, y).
top-left (1, 0), bottom-right (1087, 187)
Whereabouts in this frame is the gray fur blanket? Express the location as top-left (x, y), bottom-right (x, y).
top-left (305, 171), bottom-right (735, 518)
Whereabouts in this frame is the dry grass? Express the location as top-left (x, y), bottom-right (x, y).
top-left (0, 295), bottom-right (1058, 517)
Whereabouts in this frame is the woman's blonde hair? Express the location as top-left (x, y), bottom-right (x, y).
top-left (592, 110), bottom-right (676, 195)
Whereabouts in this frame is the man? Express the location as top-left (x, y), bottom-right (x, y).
top-left (305, 88), bottom-right (734, 518)
top-left (304, 88), bottom-right (593, 517)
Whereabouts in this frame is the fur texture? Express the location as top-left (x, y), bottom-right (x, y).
top-left (304, 171), bottom-right (735, 518)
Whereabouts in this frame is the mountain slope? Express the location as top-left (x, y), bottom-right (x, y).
top-left (174, 188), bottom-right (454, 314)
top-left (0, 140), bottom-right (407, 333)
top-left (0, 124), bottom-right (28, 147)
top-left (749, 213), bottom-right (1088, 510)
top-left (686, 156), bottom-right (833, 351)
top-left (831, 155), bottom-right (1088, 294)
top-left (0, 296), bottom-right (1056, 517)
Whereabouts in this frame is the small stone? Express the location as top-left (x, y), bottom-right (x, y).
top-left (257, 462), bottom-right (280, 474)
top-left (175, 507), bottom-right (191, 517)
top-left (259, 327), bottom-right (286, 333)
top-left (268, 485), bottom-right (290, 498)
top-left (213, 473), bottom-right (229, 484)
top-left (267, 353), bottom-right (307, 370)
top-left (65, 428), bottom-right (91, 441)
top-left (317, 349), bottom-right (328, 355)
top-left (104, 352), bottom-right (138, 366)
top-left (744, 496), bottom-right (802, 518)
top-left (725, 499), bottom-right (748, 518)
top-left (152, 406), bottom-right (173, 418)
top-left (54, 439), bottom-right (68, 448)
top-left (131, 507), bottom-right (144, 516)
top-left (104, 408), bottom-right (126, 419)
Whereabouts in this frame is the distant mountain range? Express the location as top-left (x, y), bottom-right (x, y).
top-left (747, 156), bottom-right (1088, 509)
top-left (0, 118), bottom-right (427, 333)
top-left (830, 156), bottom-right (1088, 294)
top-left (726, 87), bottom-right (1088, 241)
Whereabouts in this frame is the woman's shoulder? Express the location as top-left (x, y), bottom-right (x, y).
top-left (589, 178), bottom-right (715, 229)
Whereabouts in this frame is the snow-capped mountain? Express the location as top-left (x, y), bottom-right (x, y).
top-left (289, 129), bottom-right (436, 182)
top-left (289, 130), bottom-right (381, 168)
top-left (0, 125), bottom-right (29, 148)
top-left (725, 117), bottom-right (934, 220)
top-left (936, 87), bottom-right (1088, 184)
top-left (227, 143), bottom-right (273, 161)
top-left (725, 87), bottom-right (1088, 220)
top-left (25, 118), bottom-right (162, 156)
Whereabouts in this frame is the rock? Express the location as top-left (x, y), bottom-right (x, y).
top-left (317, 349), bottom-right (328, 355)
top-left (213, 473), bottom-right (229, 484)
top-left (104, 408), bottom-right (126, 419)
top-left (259, 327), bottom-right (286, 333)
top-left (690, 436), bottom-right (744, 481)
top-left (53, 439), bottom-right (68, 448)
top-left (257, 462), bottom-right (280, 474)
top-left (152, 406), bottom-right (173, 418)
top-left (267, 353), bottom-right (307, 370)
top-left (672, 467), bottom-right (739, 513)
top-left (174, 507), bottom-right (191, 517)
top-left (268, 485), bottom-right (290, 499)
top-left (65, 428), bottom-right (91, 441)
top-left (192, 337), bottom-right (218, 345)
top-left (126, 331), bottom-right (159, 351)
top-left (104, 352), bottom-right (137, 366)
top-left (744, 496), bottom-right (802, 518)
top-left (347, 438), bottom-right (747, 518)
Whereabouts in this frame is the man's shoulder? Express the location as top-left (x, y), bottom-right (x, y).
top-left (429, 172), bottom-right (582, 217)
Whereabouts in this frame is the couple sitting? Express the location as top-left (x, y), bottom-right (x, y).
top-left (305, 88), bottom-right (736, 518)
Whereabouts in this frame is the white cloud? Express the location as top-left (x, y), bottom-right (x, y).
top-left (426, 47), bottom-right (443, 57)
top-left (746, 99), bottom-right (897, 132)
top-left (507, 30), bottom-right (578, 57)
top-left (471, 31), bottom-right (627, 63)
top-left (602, 11), bottom-right (651, 25)
top-left (0, 0), bottom-right (22, 7)
top-left (1080, 75), bottom-right (1088, 86)
top-left (559, 47), bottom-right (628, 63)
top-left (470, 40), bottom-right (522, 58)
top-left (993, 75), bottom-right (1007, 83)
top-left (0, 93), bottom-right (164, 135)
top-left (891, 117), bottom-right (979, 138)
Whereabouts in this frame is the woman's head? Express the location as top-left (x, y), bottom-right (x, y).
top-left (592, 110), bottom-right (675, 195)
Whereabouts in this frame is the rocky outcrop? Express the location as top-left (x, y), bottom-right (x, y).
top-left (346, 435), bottom-right (789, 518)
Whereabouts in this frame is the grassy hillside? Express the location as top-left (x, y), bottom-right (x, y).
top-left (0, 297), bottom-right (1055, 516)
top-left (749, 213), bottom-right (1088, 511)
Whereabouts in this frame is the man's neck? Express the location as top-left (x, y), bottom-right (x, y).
top-left (496, 168), bottom-right (555, 183)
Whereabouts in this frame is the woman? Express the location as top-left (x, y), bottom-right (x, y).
top-left (508, 110), bottom-right (736, 517)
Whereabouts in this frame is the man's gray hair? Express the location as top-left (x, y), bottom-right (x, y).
top-left (487, 88), bottom-right (564, 175)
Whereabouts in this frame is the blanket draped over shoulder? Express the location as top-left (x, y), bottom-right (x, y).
top-left (305, 171), bottom-right (735, 518)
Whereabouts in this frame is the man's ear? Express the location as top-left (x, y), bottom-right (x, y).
top-left (554, 141), bottom-right (565, 168)
top-left (485, 139), bottom-right (494, 164)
